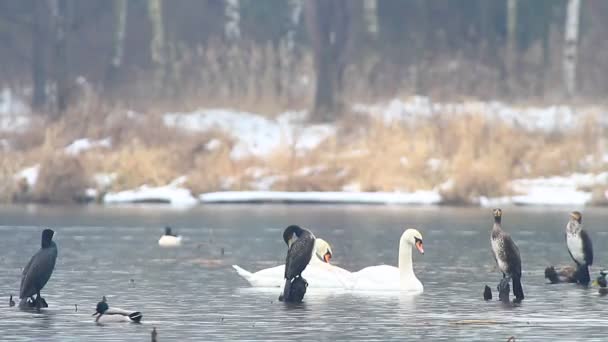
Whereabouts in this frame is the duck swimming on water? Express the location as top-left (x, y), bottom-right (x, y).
top-left (19, 229), bottom-right (57, 310)
top-left (565, 211), bottom-right (593, 285)
top-left (490, 209), bottom-right (524, 302)
top-left (158, 226), bottom-right (182, 247)
top-left (282, 225), bottom-right (316, 301)
top-left (93, 296), bottom-right (142, 323)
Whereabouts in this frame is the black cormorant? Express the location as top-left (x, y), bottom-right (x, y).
top-left (19, 229), bottom-right (57, 309)
top-left (282, 225), bottom-right (315, 301)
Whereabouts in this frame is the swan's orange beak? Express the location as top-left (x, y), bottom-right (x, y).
top-left (415, 240), bottom-right (424, 254)
top-left (323, 252), bottom-right (332, 263)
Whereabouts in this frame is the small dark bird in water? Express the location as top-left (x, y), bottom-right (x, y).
top-left (9, 295), bottom-right (15, 307)
top-left (483, 285), bottom-right (492, 301)
top-left (593, 270), bottom-right (608, 296)
top-left (544, 265), bottom-right (577, 284)
top-left (282, 225), bottom-right (315, 302)
top-left (490, 209), bottom-right (524, 302)
top-left (20, 229), bottom-right (58, 310)
top-left (565, 211), bottom-right (593, 286)
top-left (164, 226), bottom-right (176, 237)
top-left (75, 304), bottom-right (78, 312)
top-left (220, 247), bottom-right (225, 256)
top-left (151, 327), bottom-right (158, 342)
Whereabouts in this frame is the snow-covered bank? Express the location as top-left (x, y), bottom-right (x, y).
top-left (354, 96), bottom-right (606, 132)
top-left (199, 190), bottom-right (442, 205)
top-left (163, 109), bottom-right (335, 160)
top-left (102, 177), bottom-right (197, 206)
top-left (479, 173), bottom-right (608, 207)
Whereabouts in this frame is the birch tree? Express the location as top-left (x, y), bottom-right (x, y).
top-left (563, 0), bottom-right (581, 97)
top-left (363, 0), bottom-right (378, 39)
top-left (224, 0), bottom-right (241, 43)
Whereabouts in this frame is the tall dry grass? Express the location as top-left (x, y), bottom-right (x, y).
top-left (1, 88), bottom-right (604, 204)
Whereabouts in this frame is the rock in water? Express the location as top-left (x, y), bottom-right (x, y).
top-left (483, 285), bottom-right (492, 301)
top-left (279, 277), bottom-right (308, 303)
top-left (498, 278), bottom-right (511, 304)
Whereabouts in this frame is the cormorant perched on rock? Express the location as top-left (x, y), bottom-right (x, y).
top-left (490, 209), bottom-right (524, 302)
top-left (565, 211), bottom-right (593, 285)
top-left (19, 229), bottom-right (57, 310)
top-left (282, 225), bottom-right (315, 302)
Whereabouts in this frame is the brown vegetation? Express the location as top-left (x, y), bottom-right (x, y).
top-left (4, 98), bottom-right (604, 205)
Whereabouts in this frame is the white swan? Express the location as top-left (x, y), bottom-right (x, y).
top-left (158, 226), bottom-right (182, 247)
top-left (233, 238), bottom-right (352, 288)
top-left (350, 228), bottom-right (424, 293)
top-left (93, 296), bottom-right (142, 324)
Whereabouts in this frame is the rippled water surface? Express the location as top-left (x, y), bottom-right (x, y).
top-left (1, 205), bottom-right (608, 341)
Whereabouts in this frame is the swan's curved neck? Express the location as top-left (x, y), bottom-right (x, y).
top-left (398, 239), bottom-right (415, 281)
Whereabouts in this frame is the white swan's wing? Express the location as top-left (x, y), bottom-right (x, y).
top-left (232, 264), bottom-right (284, 287)
top-left (350, 265), bottom-right (401, 290)
top-left (301, 262), bottom-right (354, 288)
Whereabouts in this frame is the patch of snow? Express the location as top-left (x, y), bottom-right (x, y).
top-left (14, 165), bottom-right (40, 187)
top-left (103, 177), bottom-right (197, 206)
top-left (478, 172), bottom-right (608, 206)
top-left (93, 173), bottom-right (117, 189)
top-left (296, 165), bottom-right (327, 176)
top-left (353, 96), bottom-right (604, 132)
top-left (478, 196), bottom-right (513, 208)
top-left (65, 138), bottom-right (112, 156)
top-left (0, 88), bottom-right (30, 131)
top-left (205, 139), bottom-right (222, 151)
top-left (249, 175), bottom-right (286, 191)
top-left (341, 183), bottom-right (361, 192)
top-left (0, 139), bottom-right (10, 150)
top-left (199, 190), bottom-right (441, 205)
top-left (427, 158), bottom-right (442, 171)
top-left (163, 109), bottom-right (335, 160)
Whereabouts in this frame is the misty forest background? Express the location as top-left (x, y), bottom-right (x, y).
top-left (1, 0), bottom-right (604, 118)
top-left (0, 0), bottom-right (607, 205)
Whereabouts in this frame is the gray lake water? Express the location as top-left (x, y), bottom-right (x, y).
top-left (1, 204), bottom-right (608, 341)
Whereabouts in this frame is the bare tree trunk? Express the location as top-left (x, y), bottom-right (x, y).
top-left (305, 0), bottom-right (354, 122)
top-left (282, 0), bottom-right (302, 104)
top-left (105, 0), bottom-right (128, 89)
top-left (147, 0), bottom-right (165, 93)
top-left (563, 0), bottom-right (581, 97)
top-left (49, 0), bottom-right (69, 118)
top-left (224, 0), bottom-right (241, 43)
top-left (363, 0), bottom-right (378, 39)
top-left (505, 0), bottom-right (518, 96)
top-left (32, 0), bottom-right (49, 110)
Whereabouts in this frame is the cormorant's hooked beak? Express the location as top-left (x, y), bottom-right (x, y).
top-left (287, 233), bottom-right (297, 248)
top-left (323, 251), bottom-right (332, 263)
top-left (415, 240), bottom-right (424, 254)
